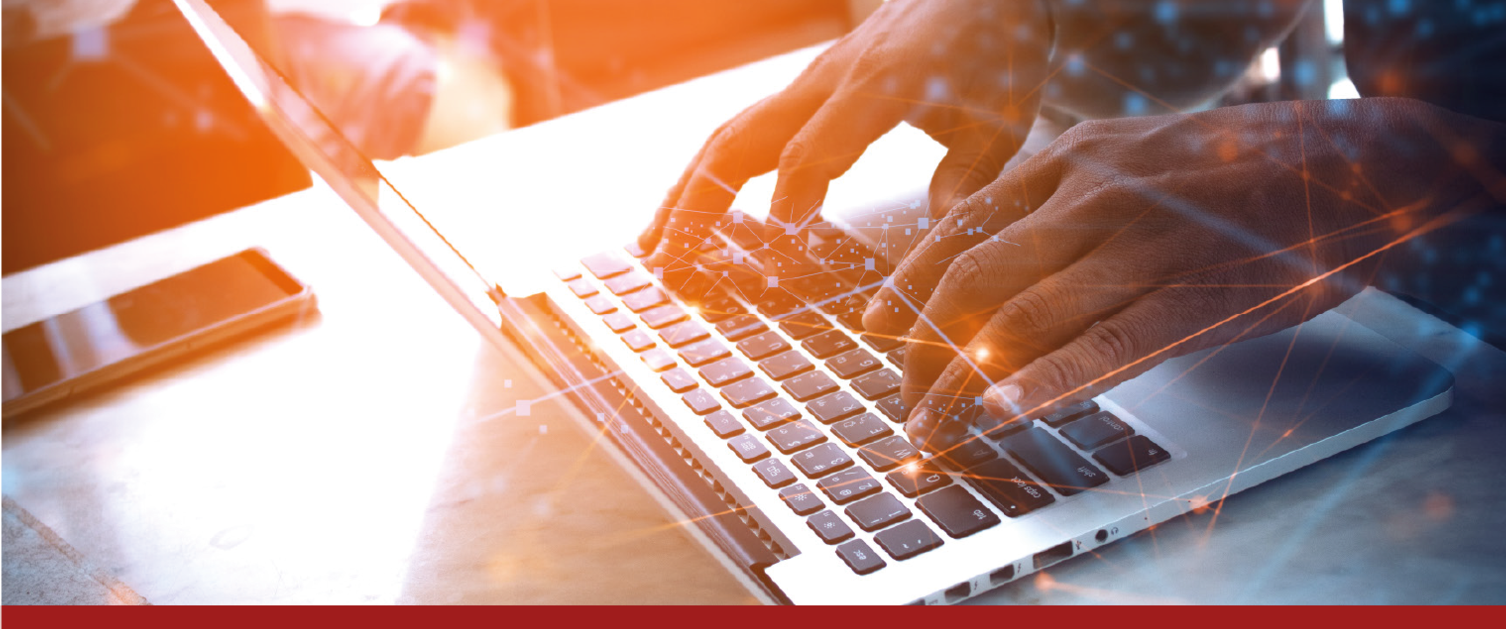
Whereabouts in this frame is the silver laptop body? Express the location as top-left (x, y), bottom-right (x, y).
top-left (176, 0), bottom-right (1454, 605)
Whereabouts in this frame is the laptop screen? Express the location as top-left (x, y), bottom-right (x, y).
top-left (172, 0), bottom-right (508, 336)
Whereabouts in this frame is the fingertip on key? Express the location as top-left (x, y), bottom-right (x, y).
top-left (982, 382), bottom-right (1023, 417)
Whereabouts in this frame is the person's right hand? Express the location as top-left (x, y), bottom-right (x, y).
top-left (638, 0), bottom-right (1052, 284)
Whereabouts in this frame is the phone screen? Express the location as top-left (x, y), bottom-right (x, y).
top-left (2, 251), bottom-right (301, 402)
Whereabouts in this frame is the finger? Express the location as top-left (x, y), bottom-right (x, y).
top-left (896, 212), bottom-right (1089, 407)
top-left (923, 101), bottom-right (1040, 219)
top-left (760, 91), bottom-right (912, 266)
top-left (644, 90), bottom-right (826, 272)
top-left (862, 146), bottom-right (1063, 336)
top-left (979, 289), bottom-right (1309, 423)
top-left (901, 254), bottom-right (1158, 445)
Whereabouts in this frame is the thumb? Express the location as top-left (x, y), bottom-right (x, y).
top-left (927, 142), bottom-right (1012, 219)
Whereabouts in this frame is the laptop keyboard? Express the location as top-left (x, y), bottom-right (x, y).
top-left (554, 224), bottom-right (1170, 576)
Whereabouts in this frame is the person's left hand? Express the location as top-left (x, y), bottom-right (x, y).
top-left (860, 98), bottom-right (1488, 450)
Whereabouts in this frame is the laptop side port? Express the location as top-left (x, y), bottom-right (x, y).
top-left (1032, 541), bottom-right (1074, 570)
top-left (944, 582), bottom-right (972, 603)
top-left (988, 565), bottom-right (1015, 587)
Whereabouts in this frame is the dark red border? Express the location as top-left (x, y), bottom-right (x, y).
top-left (5, 604), bottom-right (1504, 627)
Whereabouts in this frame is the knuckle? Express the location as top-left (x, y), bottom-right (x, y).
top-left (1026, 352), bottom-right (1081, 398)
top-left (1082, 319), bottom-right (1139, 365)
top-left (849, 45), bottom-right (890, 83)
top-left (998, 286), bottom-right (1060, 339)
top-left (944, 248), bottom-right (994, 291)
top-left (777, 139), bottom-right (812, 174)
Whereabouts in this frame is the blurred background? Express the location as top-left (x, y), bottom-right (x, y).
top-left (2, 0), bottom-right (1348, 275)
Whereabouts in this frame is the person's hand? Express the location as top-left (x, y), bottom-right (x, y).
top-left (861, 98), bottom-right (1492, 450)
top-left (637, 0), bottom-right (1052, 283)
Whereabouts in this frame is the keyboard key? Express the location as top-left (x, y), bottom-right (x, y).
top-left (802, 330), bottom-right (857, 359)
top-left (791, 443), bottom-right (854, 478)
top-left (752, 458), bottom-right (797, 488)
top-left (860, 333), bottom-right (904, 352)
top-left (807, 391), bottom-right (865, 424)
top-left (584, 296), bottom-right (617, 315)
top-left (765, 419), bottom-right (827, 454)
top-left (605, 271), bottom-right (653, 295)
top-left (887, 346), bottom-right (907, 368)
top-left (782, 371), bottom-right (838, 402)
top-left (1000, 428), bottom-right (1108, 496)
top-left (779, 484), bottom-right (824, 515)
top-left (777, 311), bottom-right (829, 340)
top-left (677, 339), bottom-right (731, 367)
top-left (820, 293), bottom-right (868, 317)
top-left (858, 435), bottom-right (922, 471)
top-left (703, 410), bottom-right (743, 438)
top-left (640, 304), bottom-right (687, 329)
top-left (694, 356), bottom-right (751, 386)
top-left (567, 278), bottom-right (599, 298)
top-left (728, 434), bottom-right (771, 463)
top-left (817, 467), bottom-right (882, 504)
top-left (713, 315), bottom-right (768, 341)
top-left (553, 266), bottom-right (582, 282)
top-left (1094, 435), bottom-right (1171, 476)
top-left (807, 510), bottom-right (855, 544)
top-left (660, 368), bottom-right (698, 393)
top-left (581, 252), bottom-right (632, 279)
top-left (1040, 399), bottom-right (1099, 427)
top-left (682, 389), bottom-right (721, 415)
top-left (602, 312), bottom-right (636, 333)
top-left (836, 540), bottom-right (887, 575)
top-left (875, 394), bottom-right (910, 423)
top-left (826, 349), bottom-right (882, 379)
top-left (886, 464), bottom-right (953, 498)
top-left (917, 485), bottom-right (1000, 538)
top-left (873, 520), bottom-right (943, 560)
top-left (719, 378), bottom-right (777, 409)
top-left (1060, 411), bottom-right (1135, 450)
top-left (831, 413), bottom-right (893, 446)
top-left (978, 410), bottom-right (1033, 440)
top-left (700, 296), bottom-right (748, 323)
top-left (758, 351), bottom-right (813, 381)
top-left (640, 349), bottom-right (676, 372)
top-left (736, 331), bottom-right (790, 361)
top-left (742, 398), bottom-right (802, 430)
top-left (938, 437), bottom-right (999, 469)
top-left (623, 241), bottom-right (649, 258)
top-left (659, 321), bottom-right (710, 348)
top-left (966, 458), bottom-right (1055, 518)
top-left (623, 288), bottom-right (670, 313)
top-left (851, 369), bottom-right (901, 400)
top-left (753, 289), bottom-right (803, 317)
top-left (621, 330), bottom-right (655, 352)
top-left (845, 493), bottom-right (911, 532)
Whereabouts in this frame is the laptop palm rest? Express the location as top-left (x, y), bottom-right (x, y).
top-left (1104, 309), bottom-right (1453, 504)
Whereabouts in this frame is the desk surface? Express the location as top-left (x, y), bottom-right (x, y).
top-left (5, 45), bottom-right (1506, 604)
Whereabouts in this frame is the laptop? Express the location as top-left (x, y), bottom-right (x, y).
top-left (175, 0), bottom-right (1455, 605)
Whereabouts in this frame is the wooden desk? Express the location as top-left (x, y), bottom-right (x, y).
top-left (6, 45), bottom-right (1506, 604)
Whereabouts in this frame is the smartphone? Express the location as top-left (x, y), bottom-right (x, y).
top-left (2, 248), bottom-right (316, 421)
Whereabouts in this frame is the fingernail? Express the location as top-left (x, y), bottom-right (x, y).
top-left (904, 409), bottom-right (934, 448)
top-left (983, 383), bottom-right (1023, 416)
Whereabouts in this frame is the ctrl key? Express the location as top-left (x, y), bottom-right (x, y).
top-left (873, 519), bottom-right (943, 560)
top-left (836, 540), bottom-right (887, 575)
